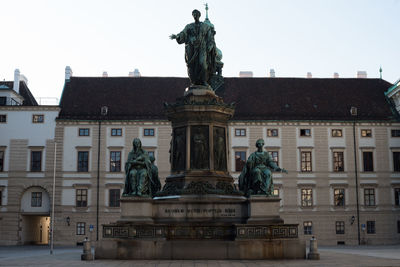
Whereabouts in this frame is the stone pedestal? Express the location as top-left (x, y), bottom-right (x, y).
top-left (247, 196), bottom-right (283, 224)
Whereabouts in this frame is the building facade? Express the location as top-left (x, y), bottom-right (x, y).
top-left (1, 69), bottom-right (399, 246)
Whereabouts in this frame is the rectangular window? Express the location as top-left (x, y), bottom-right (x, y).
top-left (76, 189), bottom-right (87, 207)
top-left (267, 129), bottom-right (278, 137)
top-left (235, 151), bottom-right (246, 172)
top-left (394, 188), bottom-right (400, 206)
top-left (336, 221), bottom-right (345, 234)
top-left (363, 152), bottom-right (374, 172)
top-left (109, 189), bottom-right (121, 207)
top-left (300, 129), bottom-right (311, 137)
top-left (0, 97), bottom-right (6, 106)
top-left (30, 151), bottom-right (42, 172)
top-left (333, 151), bottom-right (344, 172)
top-left (0, 190), bottom-right (2, 206)
top-left (301, 151), bottom-right (312, 172)
top-left (110, 151), bottom-right (121, 172)
top-left (334, 188), bottom-right (345, 206)
top-left (364, 188), bottom-right (375, 206)
top-left (391, 130), bottom-right (400, 137)
top-left (332, 129), bottom-right (343, 137)
top-left (273, 188), bottom-right (280, 197)
top-left (143, 128), bottom-right (155, 136)
top-left (78, 151), bottom-right (89, 172)
top-left (367, 221), bottom-right (375, 234)
top-left (301, 188), bottom-right (313, 207)
top-left (393, 152), bottom-right (400, 172)
top-left (76, 222), bottom-right (85, 235)
top-left (32, 114), bottom-right (44, 123)
top-left (0, 114), bottom-right (6, 123)
top-left (361, 129), bottom-right (372, 137)
top-left (111, 128), bottom-right (122, 136)
top-left (0, 151), bottom-right (4, 171)
top-left (398, 221), bottom-right (400, 234)
top-left (268, 151), bottom-right (279, 166)
top-left (303, 221), bottom-right (312, 235)
top-left (235, 129), bottom-right (246, 136)
top-left (79, 128), bottom-right (90, 136)
top-left (31, 192), bottom-right (42, 207)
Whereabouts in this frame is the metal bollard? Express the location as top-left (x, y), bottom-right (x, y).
top-left (81, 237), bottom-right (94, 260)
top-left (307, 236), bottom-right (320, 260)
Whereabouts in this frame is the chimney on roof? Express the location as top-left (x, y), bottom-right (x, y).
top-left (333, 72), bottom-right (339, 78)
top-left (13, 69), bottom-right (20, 94)
top-left (239, 71), bottom-right (253, 78)
top-left (269, 69), bottom-right (275, 78)
top-left (357, 71), bottom-right (367, 78)
top-left (102, 71), bottom-right (108, 77)
top-left (129, 68), bottom-right (141, 77)
top-left (65, 66), bottom-right (73, 80)
top-left (307, 72), bottom-right (312, 78)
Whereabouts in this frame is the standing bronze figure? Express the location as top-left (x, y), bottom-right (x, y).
top-left (239, 139), bottom-right (288, 196)
top-left (170, 9), bottom-right (216, 87)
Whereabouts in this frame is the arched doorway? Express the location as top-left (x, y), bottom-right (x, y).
top-left (20, 186), bottom-right (50, 245)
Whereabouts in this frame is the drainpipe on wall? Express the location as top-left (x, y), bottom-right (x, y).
top-left (351, 107), bottom-right (361, 245)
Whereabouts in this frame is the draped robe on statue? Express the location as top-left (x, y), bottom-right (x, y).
top-left (239, 151), bottom-right (281, 196)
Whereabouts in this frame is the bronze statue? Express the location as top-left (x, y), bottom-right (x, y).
top-left (239, 139), bottom-right (288, 196)
top-left (149, 155), bottom-right (161, 196)
top-left (123, 138), bottom-right (152, 196)
top-left (170, 9), bottom-right (217, 87)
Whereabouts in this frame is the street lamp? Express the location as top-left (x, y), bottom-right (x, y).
top-left (350, 106), bottom-right (361, 245)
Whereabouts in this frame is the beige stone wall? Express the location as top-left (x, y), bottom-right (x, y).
top-left (1, 120), bottom-right (400, 246)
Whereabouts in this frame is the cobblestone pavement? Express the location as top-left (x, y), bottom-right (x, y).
top-left (0, 245), bottom-right (400, 266)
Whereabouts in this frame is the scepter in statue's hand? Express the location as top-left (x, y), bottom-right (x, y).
top-left (169, 34), bottom-right (177, 40)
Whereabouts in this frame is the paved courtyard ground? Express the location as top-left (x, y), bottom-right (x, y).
top-left (0, 245), bottom-right (399, 266)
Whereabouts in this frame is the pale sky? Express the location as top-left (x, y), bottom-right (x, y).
top-left (1, 0), bottom-right (399, 103)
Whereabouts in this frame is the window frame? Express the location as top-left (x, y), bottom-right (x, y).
top-left (234, 128), bottom-right (246, 137)
top-left (76, 189), bottom-right (88, 207)
top-left (76, 222), bottom-right (86, 235)
top-left (267, 129), bottom-right (279, 137)
top-left (235, 151), bottom-right (246, 172)
top-left (391, 129), bottom-right (400, 137)
top-left (361, 129), bottom-right (372, 137)
top-left (301, 188), bottom-right (313, 207)
top-left (77, 151), bottom-right (89, 172)
top-left (143, 128), bottom-right (155, 137)
top-left (31, 192), bottom-right (42, 207)
top-left (0, 150), bottom-right (4, 172)
top-left (331, 129), bottom-right (343, 137)
top-left (301, 151), bottom-right (312, 172)
top-left (0, 114), bottom-right (6, 123)
top-left (366, 221), bottom-right (376, 234)
top-left (334, 188), bottom-right (345, 207)
top-left (303, 221), bottom-right (312, 235)
top-left (363, 151), bottom-right (374, 172)
top-left (78, 128), bottom-right (90, 136)
top-left (364, 188), bottom-right (376, 206)
top-left (30, 151), bottom-right (42, 172)
top-left (268, 150), bottom-right (279, 166)
top-left (109, 188), bottom-right (121, 207)
top-left (333, 151), bottom-right (345, 172)
top-left (336, 221), bottom-right (345, 234)
top-left (393, 152), bottom-right (400, 172)
top-left (111, 128), bottom-right (122, 136)
top-left (110, 151), bottom-right (121, 172)
top-left (394, 188), bottom-right (400, 206)
top-left (32, 114), bottom-right (44, 123)
top-left (300, 129), bottom-right (311, 137)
